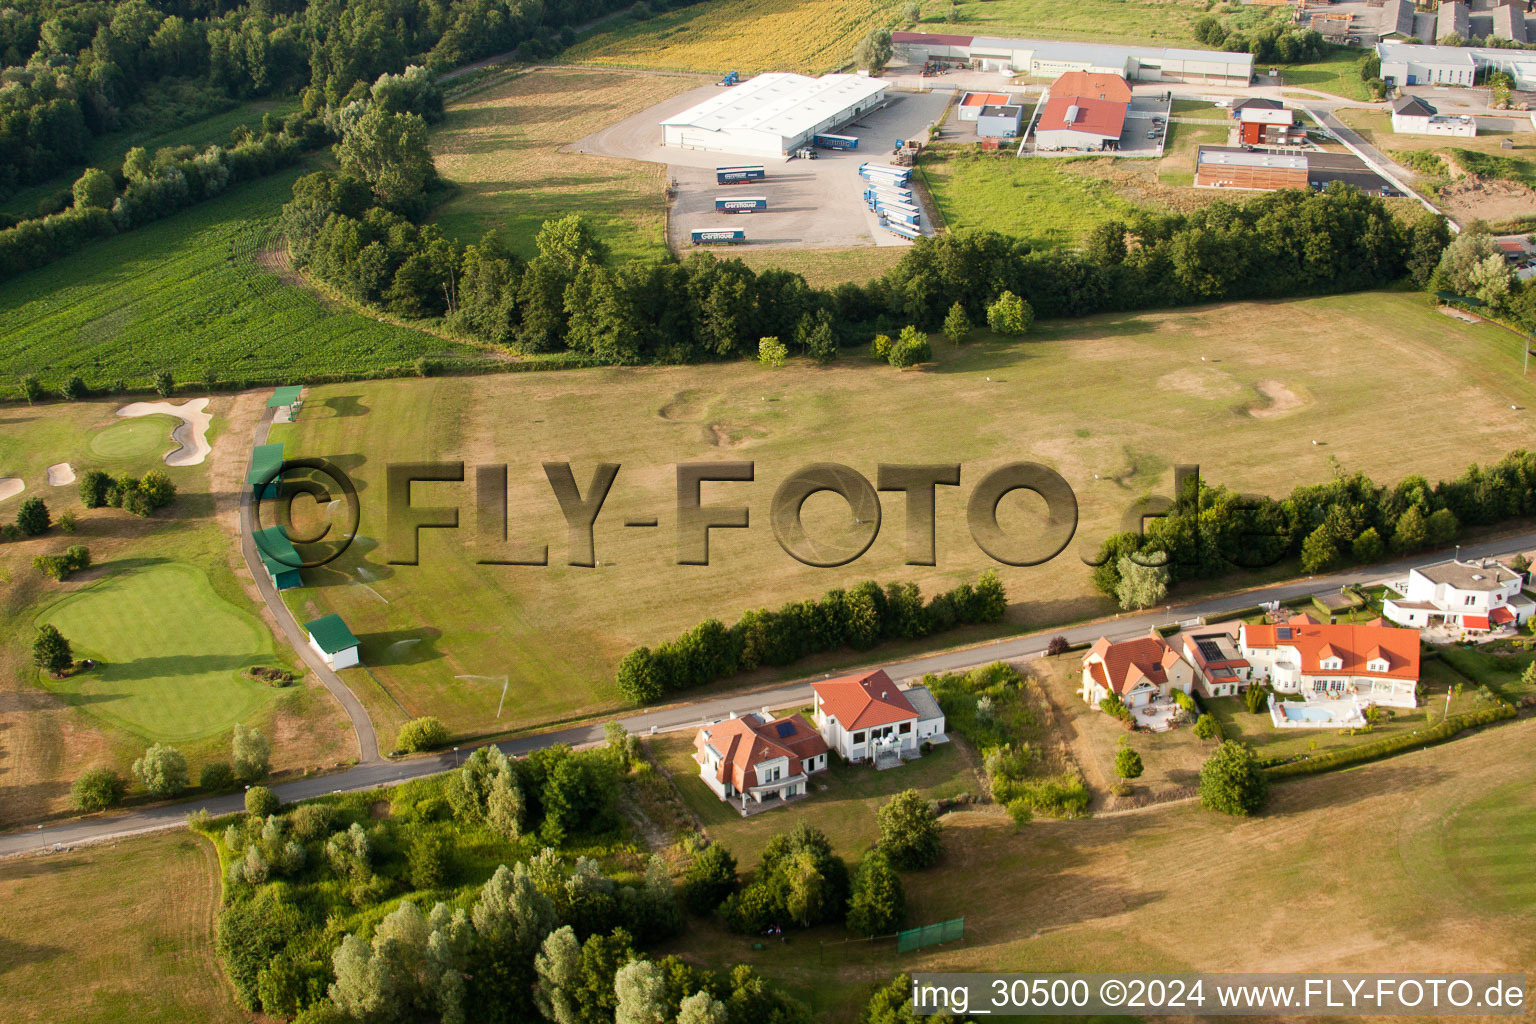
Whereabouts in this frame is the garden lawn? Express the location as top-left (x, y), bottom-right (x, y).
top-left (648, 731), bottom-right (978, 867)
top-left (430, 69), bottom-right (701, 261)
top-left (1277, 46), bottom-right (1376, 102)
top-left (0, 830), bottom-right (241, 1024)
top-left (1436, 642), bottom-right (1536, 703)
top-left (37, 561), bottom-right (288, 743)
top-left (0, 170), bottom-right (484, 392)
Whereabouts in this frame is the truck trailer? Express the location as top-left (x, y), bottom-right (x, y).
top-left (813, 133), bottom-right (859, 150)
top-left (714, 196), bottom-right (768, 213)
top-left (715, 165), bottom-right (766, 185)
top-left (691, 228), bottom-right (746, 245)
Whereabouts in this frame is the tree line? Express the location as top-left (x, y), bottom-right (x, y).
top-left (1091, 448), bottom-right (1536, 606)
top-left (615, 571), bottom-right (1008, 703)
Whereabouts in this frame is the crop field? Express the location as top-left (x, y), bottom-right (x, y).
top-left (268, 290), bottom-right (1533, 744)
top-left (0, 171), bottom-right (487, 394)
top-left (430, 69), bottom-right (700, 261)
top-left (666, 717), bottom-right (1536, 1020)
top-left (0, 396), bottom-right (352, 826)
top-left (0, 830), bottom-right (242, 1024)
top-left (565, 0), bottom-right (897, 73)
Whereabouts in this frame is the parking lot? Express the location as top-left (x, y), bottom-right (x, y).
top-left (570, 85), bottom-right (953, 251)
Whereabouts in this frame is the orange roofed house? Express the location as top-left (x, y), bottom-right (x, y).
top-left (694, 711), bottom-right (829, 812)
top-left (1239, 614), bottom-right (1419, 710)
top-left (811, 669), bottom-right (946, 767)
top-left (1080, 632), bottom-right (1195, 709)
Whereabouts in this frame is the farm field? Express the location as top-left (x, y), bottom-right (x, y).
top-left (430, 69), bottom-right (702, 261)
top-left (0, 97), bottom-right (298, 221)
top-left (0, 396), bottom-right (353, 827)
top-left (269, 289), bottom-right (1535, 744)
top-left (911, 0), bottom-right (1208, 46)
top-left (565, 0), bottom-right (895, 73)
top-left (0, 170), bottom-right (486, 394)
top-left (664, 717), bottom-right (1536, 1020)
top-left (649, 730), bottom-right (978, 867)
top-left (0, 830), bottom-right (242, 1024)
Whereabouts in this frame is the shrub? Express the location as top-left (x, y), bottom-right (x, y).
top-left (396, 715), bottom-right (450, 753)
top-left (887, 325), bottom-right (931, 369)
top-left (1244, 683), bottom-right (1270, 715)
top-left (139, 470), bottom-right (177, 511)
top-left (845, 850), bottom-right (905, 936)
top-left (64, 545), bottom-right (90, 571)
top-left (1114, 744), bottom-right (1144, 780)
top-left (61, 375), bottom-right (88, 400)
top-left (232, 723), bottom-right (271, 781)
top-left (876, 789), bottom-right (942, 869)
top-left (941, 301), bottom-right (970, 345)
top-left (682, 841), bottom-right (739, 915)
top-left (757, 336), bottom-right (787, 368)
top-left (133, 743), bottom-right (189, 798)
top-left (288, 802), bottom-right (341, 841)
top-left (1192, 713), bottom-right (1219, 741)
top-left (1046, 634), bottom-right (1070, 656)
top-left (407, 831), bottom-right (452, 888)
top-left (1099, 693), bottom-right (1131, 721)
top-left (154, 369), bottom-right (175, 397)
top-left (32, 623), bottom-right (73, 673)
top-left (71, 767), bottom-right (124, 811)
top-left (19, 374), bottom-right (43, 404)
top-left (16, 496), bottom-right (50, 535)
top-left (986, 290), bottom-right (1033, 335)
top-left (1172, 689), bottom-right (1197, 713)
top-left (1198, 740), bottom-right (1267, 816)
top-left (33, 554), bottom-right (71, 581)
top-left (246, 785), bottom-right (280, 817)
top-left (200, 761), bottom-right (237, 791)
top-left (79, 470), bottom-right (112, 508)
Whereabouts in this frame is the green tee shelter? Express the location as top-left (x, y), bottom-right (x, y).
top-left (268, 385), bottom-right (304, 422)
top-left (248, 442), bottom-right (285, 499)
top-left (305, 613), bottom-right (360, 670)
top-left (252, 525), bottom-right (304, 591)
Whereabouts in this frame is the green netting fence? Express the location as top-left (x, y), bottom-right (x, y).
top-left (897, 917), bottom-right (964, 952)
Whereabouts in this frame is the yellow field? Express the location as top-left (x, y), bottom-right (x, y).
top-left (566, 0), bottom-right (900, 73)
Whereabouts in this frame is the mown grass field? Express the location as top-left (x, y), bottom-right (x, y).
top-left (0, 396), bottom-right (353, 827)
top-left (0, 830), bottom-right (242, 1024)
top-left (732, 246), bottom-right (908, 288)
top-left (664, 718), bottom-right (1536, 1020)
top-left (910, 0), bottom-right (1208, 46)
top-left (430, 69), bottom-right (702, 260)
top-left (1277, 47), bottom-right (1375, 102)
top-left (0, 170), bottom-right (483, 393)
top-left (566, 0), bottom-right (898, 73)
top-left (270, 290), bottom-right (1535, 744)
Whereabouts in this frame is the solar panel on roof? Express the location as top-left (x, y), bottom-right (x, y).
top-left (1277, 627), bottom-right (1292, 639)
top-left (1196, 639), bottom-right (1225, 662)
top-left (774, 722), bottom-right (795, 738)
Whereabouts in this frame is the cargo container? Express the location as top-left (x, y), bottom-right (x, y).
top-left (714, 196), bottom-right (768, 213)
top-left (876, 198), bottom-right (921, 217)
top-left (715, 165), bottom-right (766, 185)
top-left (858, 162), bottom-right (911, 182)
top-left (883, 219), bottom-right (921, 240)
top-left (878, 205), bottom-right (921, 227)
top-left (864, 185), bottom-right (915, 205)
top-left (813, 133), bottom-right (859, 150)
top-left (691, 228), bottom-right (747, 245)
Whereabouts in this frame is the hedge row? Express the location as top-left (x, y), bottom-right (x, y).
top-left (1263, 702), bottom-right (1516, 779)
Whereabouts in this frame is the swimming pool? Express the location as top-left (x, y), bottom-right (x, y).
top-left (1282, 705), bottom-right (1339, 722)
top-left (1270, 700), bottom-right (1366, 728)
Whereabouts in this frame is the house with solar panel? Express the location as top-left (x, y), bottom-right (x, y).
top-left (304, 613), bottom-right (360, 670)
top-left (811, 669), bottom-right (946, 767)
top-left (693, 711), bottom-right (829, 812)
top-left (1382, 558), bottom-right (1534, 636)
top-left (252, 525), bottom-right (304, 591)
top-left (248, 442), bottom-right (286, 499)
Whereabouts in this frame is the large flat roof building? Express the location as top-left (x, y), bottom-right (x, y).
top-left (1195, 147), bottom-right (1309, 190)
top-left (893, 32), bottom-right (1254, 84)
top-left (1033, 95), bottom-right (1128, 150)
top-left (1376, 39), bottom-right (1536, 89)
top-left (660, 73), bottom-right (888, 158)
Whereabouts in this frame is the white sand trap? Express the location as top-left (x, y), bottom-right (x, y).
top-left (0, 477), bottom-right (22, 503)
top-left (115, 398), bottom-right (213, 467)
top-left (47, 462), bottom-right (75, 486)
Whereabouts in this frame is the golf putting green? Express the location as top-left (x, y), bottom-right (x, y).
top-left (37, 562), bottom-right (284, 742)
top-left (87, 415), bottom-right (178, 462)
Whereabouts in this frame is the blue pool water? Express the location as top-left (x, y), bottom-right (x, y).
top-left (1283, 705), bottom-right (1339, 722)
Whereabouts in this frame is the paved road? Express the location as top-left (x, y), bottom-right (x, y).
top-left (7, 530), bottom-right (1536, 859)
top-left (241, 407), bottom-right (381, 764)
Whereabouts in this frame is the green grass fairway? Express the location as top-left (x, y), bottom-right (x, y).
top-left (0, 171), bottom-right (486, 391)
top-left (1444, 779), bottom-right (1536, 912)
top-left (86, 415), bottom-right (179, 462)
top-left (37, 562), bottom-right (285, 743)
top-left (271, 290), bottom-right (1536, 742)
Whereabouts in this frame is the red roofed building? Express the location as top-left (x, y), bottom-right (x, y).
top-left (1033, 95), bottom-right (1128, 151)
top-left (694, 711), bottom-right (829, 812)
top-left (1239, 615), bottom-right (1420, 708)
top-left (1049, 71), bottom-right (1133, 103)
top-left (1080, 631), bottom-right (1194, 709)
top-left (812, 669), bottom-right (946, 765)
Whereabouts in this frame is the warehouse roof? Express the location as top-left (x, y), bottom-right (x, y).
top-left (1197, 147), bottom-right (1307, 169)
top-left (893, 31), bottom-right (1254, 73)
top-left (1492, 3), bottom-right (1528, 43)
top-left (1049, 71), bottom-right (1132, 103)
top-left (1375, 40), bottom-right (1478, 66)
top-left (1381, 0), bottom-right (1418, 37)
top-left (1036, 95), bottom-right (1127, 138)
top-left (660, 73), bottom-right (887, 140)
top-left (893, 30), bottom-right (974, 46)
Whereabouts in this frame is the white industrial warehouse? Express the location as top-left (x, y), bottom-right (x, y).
top-left (660, 73), bottom-right (889, 158)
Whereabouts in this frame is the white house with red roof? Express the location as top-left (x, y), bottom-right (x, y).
top-left (811, 669), bottom-right (946, 766)
top-left (1080, 631), bottom-right (1194, 709)
top-left (693, 711), bottom-right (829, 812)
top-left (1382, 558), bottom-right (1533, 635)
top-left (1239, 614), bottom-right (1419, 708)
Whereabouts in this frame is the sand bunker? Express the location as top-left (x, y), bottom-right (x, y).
top-left (47, 462), bottom-right (75, 486)
top-left (1247, 380), bottom-right (1303, 419)
top-left (0, 478), bottom-right (22, 503)
top-left (115, 398), bottom-right (213, 466)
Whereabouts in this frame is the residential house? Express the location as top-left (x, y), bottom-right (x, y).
top-left (1181, 624), bottom-right (1253, 698)
top-left (1383, 558), bottom-right (1534, 632)
top-left (1239, 615), bottom-right (1419, 708)
top-left (1389, 95), bottom-right (1476, 137)
top-left (812, 669), bottom-right (946, 764)
top-left (1080, 631), bottom-right (1194, 708)
top-left (693, 712), bottom-right (828, 811)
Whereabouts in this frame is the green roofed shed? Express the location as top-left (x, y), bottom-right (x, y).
top-left (304, 613), bottom-right (360, 668)
top-left (248, 443), bottom-right (285, 496)
top-left (252, 526), bottom-right (303, 591)
top-left (267, 385), bottom-right (304, 408)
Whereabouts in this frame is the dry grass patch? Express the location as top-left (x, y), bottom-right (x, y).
top-left (430, 68), bottom-right (703, 260)
top-left (732, 246), bottom-right (908, 288)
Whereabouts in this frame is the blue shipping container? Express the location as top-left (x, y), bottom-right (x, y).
top-left (715, 196), bottom-right (768, 213)
top-left (716, 165), bottom-right (766, 185)
top-left (814, 133), bottom-right (859, 150)
top-left (691, 229), bottom-right (746, 245)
